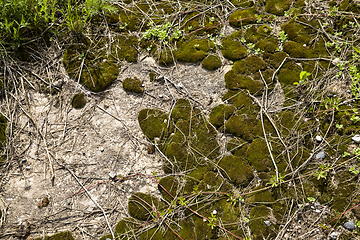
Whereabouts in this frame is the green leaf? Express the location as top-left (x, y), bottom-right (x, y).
top-left (300, 71), bottom-right (310, 81)
top-left (354, 46), bottom-right (360, 54)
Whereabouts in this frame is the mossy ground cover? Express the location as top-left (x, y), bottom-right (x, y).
top-left (3, 0), bottom-right (360, 239)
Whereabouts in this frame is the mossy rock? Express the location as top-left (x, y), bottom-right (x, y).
top-left (277, 61), bottom-right (301, 85)
top-left (182, 12), bottom-right (220, 36)
top-left (339, 0), bottom-right (360, 14)
top-left (138, 109), bottom-right (171, 142)
top-left (138, 227), bottom-right (163, 240)
top-left (228, 8), bottom-right (258, 27)
top-left (159, 176), bottom-right (179, 202)
top-left (244, 25), bottom-right (272, 44)
top-left (122, 77), bottom-right (144, 94)
top-left (71, 93), bottom-right (86, 109)
top-left (114, 35), bottom-right (138, 62)
top-left (171, 99), bottom-right (193, 123)
top-left (114, 218), bottom-right (140, 238)
top-left (128, 192), bottom-right (164, 221)
top-left (263, 51), bottom-right (289, 69)
top-left (221, 38), bottom-right (247, 61)
top-left (231, 0), bottom-right (254, 8)
top-left (193, 216), bottom-right (217, 240)
top-left (222, 90), bottom-right (254, 108)
top-left (157, 49), bottom-right (175, 66)
top-left (63, 39), bottom-right (120, 92)
top-left (224, 71), bottom-right (263, 94)
top-left (201, 55), bottom-right (222, 70)
top-left (209, 104), bottom-right (236, 128)
top-left (198, 171), bottom-right (223, 191)
top-left (251, 68), bottom-right (274, 85)
top-left (226, 137), bottom-right (248, 157)
top-left (218, 155), bottom-right (254, 187)
top-left (283, 41), bottom-right (314, 58)
top-left (225, 114), bottom-right (257, 141)
top-left (175, 39), bottom-right (214, 63)
top-left (265, 0), bottom-right (291, 15)
top-left (165, 142), bottom-right (195, 172)
top-left (249, 205), bottom-right (277, 240)
top-left (281, 20), bottom-right (313, 45)
top-left (243, 55), bottom-right (267, 74)
top-left (246, 138), bottom-right (274, 172)
top-left (0, 114), bottom-right (7, 149)
top-left (190, 121), bottom-right (220, 160)
top-left (119, 10), bottom-right (142, 32)
top-left (34, 231), bottom-right (74, 240)
top-left (254, 37), bottom-right (279, 53)
top-left (246, 186), bottom-right (275, 204)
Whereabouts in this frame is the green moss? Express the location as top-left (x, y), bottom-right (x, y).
top-left (149, 71), bottom-right (156, 82)
top-left (222, 90), bottom-right (253, 108)
top-left (265, 0), bottom-right (291, 15)
top-left (63, 38), bottom-right (120, 92)
top-left (182, 12), bottom-right (220, 36)
top-left (119, 10), bottom-right (142, 32)
top-left (165, 142), bottom-right (194, 172)
top-left (243, 25), bottom-right (271, 44)
top-left (228, 8), bottom-right (258, 27)
top-left (277, 61), bottom-right (301, 85)
top-left (159, 176), bottom-right (179, 202)
top-left (122, 77), bottom-right (144, 94)
top-left (138, 109), bottom-right (170, 142)
top-left (175, 39), bottom-right (214, 63)
top-left (114, 35), bottom-right (138, 62)
top-left (198, 171), bottom-right (223, 191)
top-left (249, 205), bottom-right (277, 239)
top-left (71, 93), bottom-right (86, 109)
top-left (254, 37), bottom-right (279, 53)
top-left (218, 155), bottom-right (254, 187)
top-left (281, 20), bottom-right (313, 44)
top-left (157, 49), bottom-right (175, 66)
top-left (114, 218), bottom-right (139, 238)
top-left (246, 138), bottom-right (273, 172)
top-left (283, 41), bottom-right (314, 58)
top-left (263, 51), bottom-right (289, 69)
top-left (224, 71), bottom-right (263, 94)
top-left (201, 55), bottom-right (222, 70)
top-left (138, 227), bottom-right (163, 240)
top-left (221, 38), bottom-right (247, 61)
top-left (35, 231), bottom-right (74, 240)
top-left (128, 192), bottom-right (164, 221)
top-left (225, 114), bottom-right (257, 141)
top-left (191, 121), bottom-right (220, 159)
top-left (251, 69), bottom-right (274, 85)
top-left (231, 0), bottom-right (254, 8)
top-left (244, 55), bottom-right (267, 74)
top-left (194, 216), bottom-right (216, 240)
top-left (246, 186), bottom-right (275, 203)
top-left (226, 137), bottom-right (248, 157)
top-left (209, 104), bottom-right (236, 128)
top-left (171, 99), bottom-right (192, 123)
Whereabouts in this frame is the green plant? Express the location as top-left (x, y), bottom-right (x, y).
top-left (269, 174), bottom-right (285, 187)
top-left (307, 197), bottom-right (316, 202)
top-left (278, 30), bottom-right (288, 43)
top-left (84, 0), bottom-right (117, 17)
top-left (314, 164), bottom-right (332, 180)
top-left (350, 166), bottom-right (359, 175)
top-left (207, 212), bottom-right (217, 229)
top-left (294, 71), bottom-right (310, 86)
top-left (227, 191), bottom-right (244, 207)
top-left (142, 21), bottom-right (182, 45)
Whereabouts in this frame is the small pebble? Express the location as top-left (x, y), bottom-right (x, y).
top-left (352, 135), bottom-right (360, 144)
top-left (332, 58), bottom-right (340, 65)
top-left (315, 135), bottom-right (322, 142)
top-left (346, 90), bottom-right (352, 94)
top-left (212, 210), bottom-right (217, 215)
top-left (327, 94), bottom-right (333, 97)
top-left (329, 232), bottom-right (339, 240)
top-left (109, 172), bottom-right (116, 179)
top-left (25, 166), bottom-right (31, 170)
top-left (264, 220), bottom-right (271, 226)
top-left (100, 147), bottom-right (104, 152)
top-left (315, 151), bottom-right (325, 159)
top-left (344, 219), bottom-right (355, 230)
top-left (159, 94), bottom-right (163, 98)
top-left (21, 158), bottom-right (27, 164)
top-left (67, 199), bottom-right (71, 205)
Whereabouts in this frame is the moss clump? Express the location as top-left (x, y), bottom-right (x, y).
top-left (114, 35), bottom-right (138, 63)
top-left (226, 137), bottom-right (248, 157)
top-left (194, 216), bottom-right (217, 239)
top-left (244, 25), bottom-right (271, 44)
top-left (228, 8), bottom-right (258, 27)
top-left (71, 93), bottom-right (86, 109)
top-left (218, 155), bottom-right (254, 187)
top-left (277, 61), bottom-right (301, 85)
top-left (63, 38), bottom-right (120, 92)
top-left (222, 90), bottom-right (254, 108)
top-left (149, 71), bottom-right (156, 81)
top-left (171, 99), bottom-right (192, 123)
top-left (159, 176), bottom-right (179, 202)
top-left (122, 77), bottom-right (144, 94)
top-left (221, 38), bottom-right (247, 61)
top-left (249, 205), bottom-right (277, 239)
top-left (165, 142), bottom-right (194, 172)
top-left (281, 20), bottom-right (313, 45)
top-left (0, 115), bottom-right (7, 157)
top-left (254, 37), bottom-right (279, 53)
top-left (157, 49), bottom-right (175, 66)
top-left (224, 71), bottom-right (263, 94)
top-left (263, 52), bottom-right (289, 69)
top-left (114, 218), bottom-right (140, 238)
top-left (283, 41), bottom-right (314, 58)
top-left (128, 192), bottom-right (164, 221)
top-left (201, 55), bottom-right (222, 70)
top-left (209, 104), bottom-right (236, 128)
top-left (138, 109), bottom-right (170, 142)
top-left (244, 55), bottom-right (267, 74)
top-left (34, 231), bottom-right (74, 240)
top-left (175, 39), bottom-right (214, 63)
top-left (225, 114), bottom-right (257, 141)
top-left (265, 0), bottom-right (291, 15)
top-left (182, 12), bottom-right (220, 36)
top-left (246, 138), bottom-right (273, 172)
